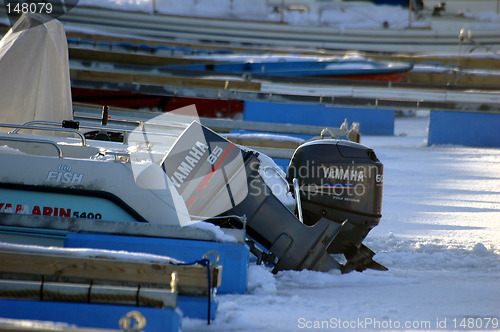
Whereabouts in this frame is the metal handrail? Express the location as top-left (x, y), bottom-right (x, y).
top-left (14, 119), bottom-right (145, 137)
top-left (75, 113), bottom-right (191, 130)
top-left (9, 119), bottom-right (182, 151)
top-left (292, 178), bottom-right (304, 223)
top-left (260, 165), bottom-right (290, 192)
top-left (0, 135), bottom-right (64, 158)
top-left (79, 122), bottom-right (183, 138)
top-left (10, 121), bottom-right (61, 133)
top-left (1, 123), bottom-right (87, 146)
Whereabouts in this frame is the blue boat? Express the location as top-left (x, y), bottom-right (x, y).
top-left (168, 58), bottom-right (413, 82)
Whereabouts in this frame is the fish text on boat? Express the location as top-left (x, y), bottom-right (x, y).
top-left (46, 170), bottom-right (84, 184)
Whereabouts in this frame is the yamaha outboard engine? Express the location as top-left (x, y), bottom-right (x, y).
top-left (287, 139), bottom-right (386, 273)
top-left (162, 121), bottom-right (386, 274)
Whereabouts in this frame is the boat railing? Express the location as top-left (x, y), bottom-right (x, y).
top-left (79, 120), bottom-right (187, 138)
top-left (1, 123), bottom-right (87, 146)
top-left (0, 135), bottom-right (64, 158)
top-left (10, 119), bottom-right (184, 147)
top-left (74, 109), bottom-right (191, 131)
top-left (9, 120), bottom-right (63, 133)
top-left (72, 111), bottom-right (196, 151)
top-left (13, 119), bottom-right (141, 138)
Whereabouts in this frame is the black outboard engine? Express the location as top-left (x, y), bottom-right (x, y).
top-left (287, 139), bottom-right (386, 273)
top-left (162, 121), bottom-right (386, 274)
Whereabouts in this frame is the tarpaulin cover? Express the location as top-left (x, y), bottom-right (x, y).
top-left (0, 14), bottom-right (72, 131)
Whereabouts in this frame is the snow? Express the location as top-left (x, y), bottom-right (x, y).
top-left (0, 145), bottom-right (25, 155)
top-left (74, 0), bottom-right (500, 30)
top-left (183, 111), bottom-right (500, 331)
top-left (78, 0), bottom-right (268, 18)
top-left (0, 241), bottom-right (183, 264)
top-left (246, 264), bottom-right (278, 295)
top-left (78, 0), bottom-right (151, 13)
top-left (225, 132), bottom-right (305, 144)
top-left (465, 11), bottom-right (500, 22)
top-left (317, 4), bottom-right (422, 30)
top-left (188, 221), bottom-right (239, 243)
top-left (411, 64), bottom-right (500, 77)
top-left (0, 318), bottom-right (77, 330)
top-left (255, 148), bottom-right (297, 211)
top-left (187, 53), bottom-right (362, 62)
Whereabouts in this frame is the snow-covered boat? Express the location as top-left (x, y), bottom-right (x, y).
top-left (167, 58), bottom-right (413, 82)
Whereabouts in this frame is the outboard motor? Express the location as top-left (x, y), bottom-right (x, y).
top-left (162, 121), bottom-right (386, 274)
top-left (287, 140), bottom-right (386, 273)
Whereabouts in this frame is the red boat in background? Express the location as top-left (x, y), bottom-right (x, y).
top-left (72, 87), bottom-right (245, 118)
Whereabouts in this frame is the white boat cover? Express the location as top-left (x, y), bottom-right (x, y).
top-left (0, 14), bottom-right (72, 131)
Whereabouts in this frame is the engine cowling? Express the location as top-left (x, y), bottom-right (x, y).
top-left (286, 139), bottom-right (384, 265)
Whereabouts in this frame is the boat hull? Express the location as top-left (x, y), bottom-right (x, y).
top-left (71, 87), bottom-right (245, 118)
top-left (172, 60), bottom-right (413, 82)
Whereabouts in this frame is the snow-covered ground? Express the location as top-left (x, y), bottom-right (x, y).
top-left (185, 111), bottom-right (500, 331)
top-left (3, 0), bottom-right (500, 34)
top-left (74, 0), bottom-right (500, 29)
